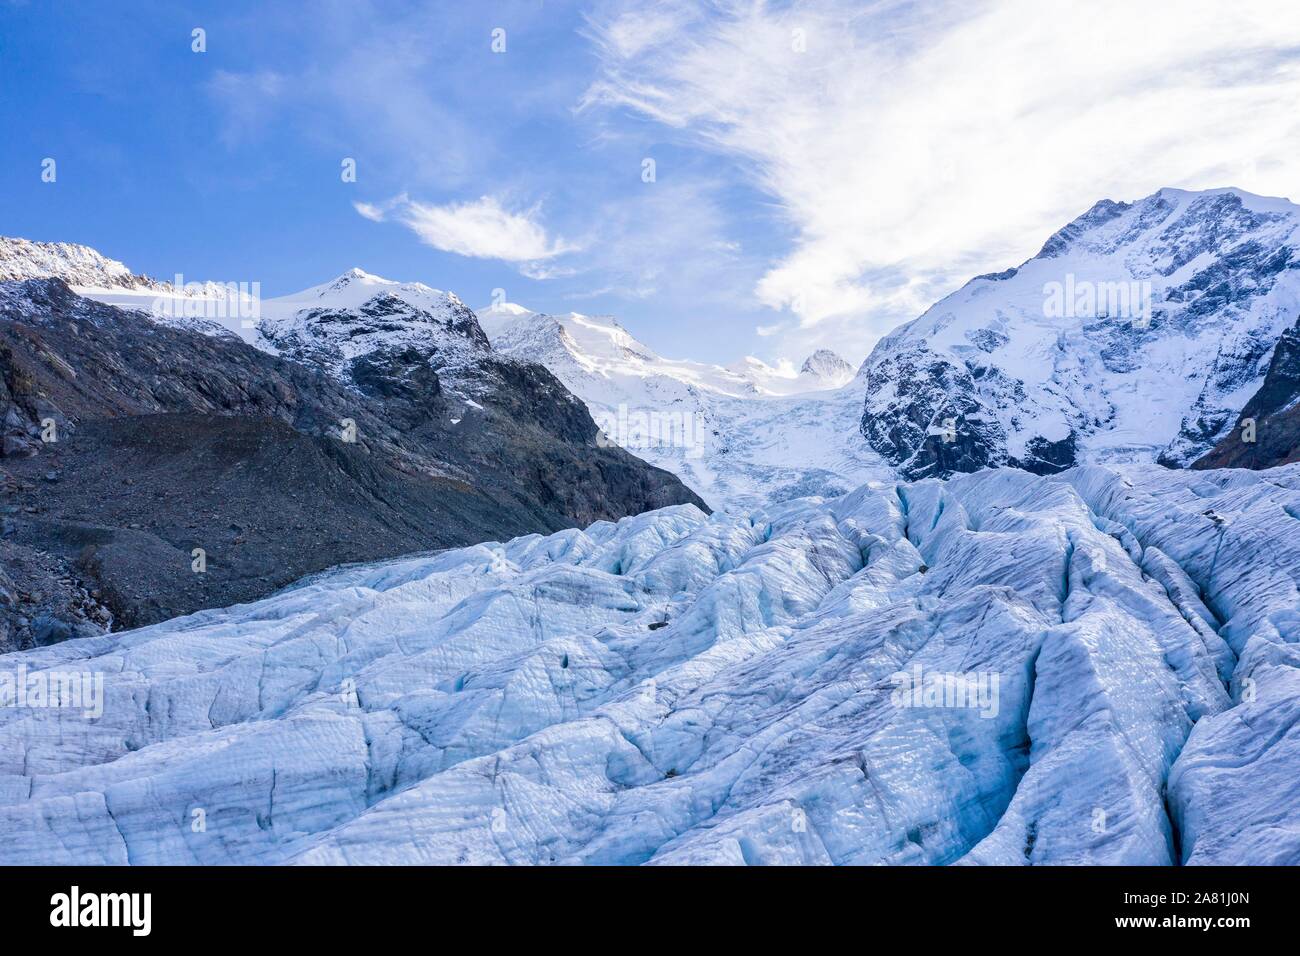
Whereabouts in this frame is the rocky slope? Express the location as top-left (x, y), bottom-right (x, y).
top-left (0, 275), bottom-right (703, 650)
top-left (478, 303), bottom-right (890, 510)
top-left (0, 461), bottom-right (1295, 865)
top-left (860, 188), bottom-right (1300, 478)
top-left (1194, 314), bottom-right (1300, 469)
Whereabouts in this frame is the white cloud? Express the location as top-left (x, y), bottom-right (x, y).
top-left (357, 195), bottom-right (574, 264)
top-left (352, 200), bottom-right (387, 222)
top-left (582, 0), bottom-right (1300, 352)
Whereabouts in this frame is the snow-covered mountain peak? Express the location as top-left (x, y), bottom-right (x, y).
top-left (862, 185), bottom-right (1300, 478)
top-left (478, 300), bottom-right (535, 319)
top-left (321, 267), bottom-right (396, 295)
top-left (1156, 185), bottom-right (1297, 215)
top-left (0, 235), bottom-right (262, 341)
top-left (0, 236), bottom-right (501, 395)
top-left (479, 303), bottom-right (655, 367)
top-left (1031, 186), bottom-right (1299, 267)
top-left (0, 235), bottom-right (149, 290)
top-left (256, 272), bottom-right (491, 387)
top-left (799, 348), bottom-right (855, 386)
top-left (334, 266), bottom-right (380, 282)
top-left (269, 268), bottom-right (461, 316)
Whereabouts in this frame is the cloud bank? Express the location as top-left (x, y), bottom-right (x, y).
top-left (582, 0), bottom-right (1300, 347)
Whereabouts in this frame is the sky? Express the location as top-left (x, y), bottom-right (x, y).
top-left (3, 0), bottom-right (1300, 367)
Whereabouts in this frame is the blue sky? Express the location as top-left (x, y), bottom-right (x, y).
top-left (4, 0), bottom-right (1299, 365)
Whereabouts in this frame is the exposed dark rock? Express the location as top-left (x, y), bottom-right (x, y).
top-left (0, 278), bottom-right (704, 649)
top-left (1193, 316), bottom-right (1300, 470)
top-left (859, 348), bottom-right (1007, 479)
top-left (1015, 431), bottom-right (1078, 475)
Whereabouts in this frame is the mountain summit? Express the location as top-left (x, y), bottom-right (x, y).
top-left (257, 270), bottom-right (491, 394)
top-left (799, 348), bottom-right (854, 386)
top-left (0, 236), bottom-right (147, 289)
top-left (859, 187), bottom-right (1300, 478)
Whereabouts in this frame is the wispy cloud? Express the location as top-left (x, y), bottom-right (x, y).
top-left (352, 199), bottom-right (389, 223)
top-left (519, 261), bottom-right (579, 280)
top-left (563, 177), bottom-right (760, 307)
top-left (207, 70), bottom-right (287, 148)
top-left (355, 195), bottom-right (574, 264)
top-left (203, 5), bottom-right (493, 187)
top-left (582, 0), bottom-right (1300, 351)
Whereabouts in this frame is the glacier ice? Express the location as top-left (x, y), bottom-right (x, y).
top-left (0, 464), bottom-right (1297, 865)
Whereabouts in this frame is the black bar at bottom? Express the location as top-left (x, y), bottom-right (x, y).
top-left (0, 865), bottom-right (1282, 942)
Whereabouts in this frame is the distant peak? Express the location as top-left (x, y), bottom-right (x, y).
top-left (801, 348), bottom-right (849, 370)
top-left (327, 267), bottom-right (392, 290)
top-left (478, 301), bottom-right (536, 317)
top-left (800, 349), bottom-right (854, 384)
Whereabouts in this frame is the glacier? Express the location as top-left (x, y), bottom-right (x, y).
top-left (478, 302), bottom-right (892, 511)
top-left (0, 462), bottom-right (1296, 865)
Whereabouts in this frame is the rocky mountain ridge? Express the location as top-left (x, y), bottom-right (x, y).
top-left (858, 187), bottom-right (1300, 478)
top-left (0, 270), bottom-right (703, 650)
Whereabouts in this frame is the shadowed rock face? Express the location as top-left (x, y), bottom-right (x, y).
top-left (1193, 315), bottom-right (1300, 470)
top-left (0, 278), bottom-right (705, 649)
